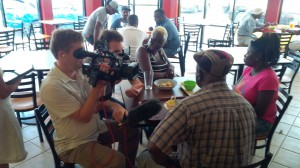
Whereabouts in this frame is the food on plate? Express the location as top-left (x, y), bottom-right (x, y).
top-left (165, 96), bottom-right (176, 110)
top-left (159, 81), bottom-right (174, 87)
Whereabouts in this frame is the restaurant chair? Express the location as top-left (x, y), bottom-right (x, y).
top-left (277, 33), bottom-right (293, 57)
top-left (206, 25), bottom-right (238, 84)
top-left (169, 32), bottom-right (190, 76)
top-left (35, 104), bottom-right (75, 168)
top-left (183, 23), bottom-right (201, 52)
top-left (280, 49), bottom-right (300, 93)
top-left (10, 73), bottom-right (43, 142)
top-left (29, 21), bottom-right (51, 50)
top-left (15, 22), bottom-right (31, 51)
top-left (255, 87), bottom-right (293, 157)
top-left (0, 29), bottom-right (15, 58)
top-left (78, 16), bottom-right (88, 23)
top-left (207, 24), bottom-right (232, 48)
top-left (242, 152), bottom-right (273, 168)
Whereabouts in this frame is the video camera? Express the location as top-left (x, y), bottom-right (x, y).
top-left (73, 40), bottom-right (139, 87)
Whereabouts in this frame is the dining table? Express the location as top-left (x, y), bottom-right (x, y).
top-left (39, 18), bottom-right (74, 29)
top-left (212, 47), bottom-right (293, 80)
top-left (0, 50), bottom-right (55, 85)
top-left (119, 76), bottom-right (197, 126)
top-left (0, 27), bottom-right (15, 33)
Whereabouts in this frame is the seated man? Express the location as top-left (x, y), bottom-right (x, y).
top-left (118, 14), bottom-right (149, 61)
top-left (111, 6), bottom-right (131, 30)
top-left (154, 9), bottom-right (181, 57)
top-left (137, 49), bottom-right (256, 168)
top-left (41, 29), bottom-right (140, 168)
top-left (237, 8), bottom-right (273, 45)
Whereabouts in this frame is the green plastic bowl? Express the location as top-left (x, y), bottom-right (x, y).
top-left (183, 80), bottom-right (196, 91)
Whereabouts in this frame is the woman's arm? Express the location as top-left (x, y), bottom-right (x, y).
top-left (0, 76), bottom-right (22, 99)
top-left (255, 90), bottom-right (275, 117)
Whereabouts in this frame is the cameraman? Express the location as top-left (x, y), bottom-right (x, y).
top-left (98, 30), bottom-right (144, 99)
top-left (40, 29), bottom-right (139, 168)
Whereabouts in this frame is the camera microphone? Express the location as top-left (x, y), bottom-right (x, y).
top-left (119, 99), bottom-right (162, 127)
top-left (73, 48), bottom-right (99, 59)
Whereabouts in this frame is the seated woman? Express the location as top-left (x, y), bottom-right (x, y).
top-left (135, 26), bottom-right (174, 80)
top-left (135, 26), bottom-right (174, 138)
top-left (234, 33), bottom-right (280, 136)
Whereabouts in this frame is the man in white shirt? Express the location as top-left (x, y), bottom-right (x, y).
top-left (118, 14), bottom-right (148, 61)
top-left (82, 1), bottom-right (119, 45)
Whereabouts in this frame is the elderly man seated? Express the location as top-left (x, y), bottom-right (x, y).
top-left (137, 49), bottom-right (256, 168)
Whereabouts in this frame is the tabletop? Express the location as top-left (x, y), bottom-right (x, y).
top-left (119, 77), bottom-right (197, 125)
top-left (0, 27), bottom-right (15, 33)
top-left (39, 19), bottom-right (74, 26)
top-left (0, 50), bottom-right (55, 71)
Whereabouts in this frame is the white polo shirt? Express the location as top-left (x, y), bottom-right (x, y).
top-left (118, 26), bottom-right (148, 61)
top-left (40, 64), bottom-right (107, 154)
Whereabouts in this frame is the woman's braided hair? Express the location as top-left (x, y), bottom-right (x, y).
top-left (250, 33), bottom-right (280, 67)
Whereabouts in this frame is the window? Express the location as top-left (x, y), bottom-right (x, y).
top-left (279, 0), bottom-right (300, 26)
top-left (52, 0), bottom-right (84, 21)
top-left (233, 0), bottom-right (268, 23)
top-left (180, 0), bottom-right (204, 23)
top-left (109, 0), bottom-right (159, 31)
top-left (0, 2), bottom-right (4, 27)
top-left (3, 0), bottom-right (39, 28)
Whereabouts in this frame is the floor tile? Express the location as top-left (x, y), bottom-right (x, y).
top-left (285, 106), bottom-right (300, 116)
top-left (10, 141), bottom-right (44, 167)
top-left (292, 117), bottom-right (300, 127)
top-left (21, 125), bottom-right (40, 141)
top-left (275, 122), bottom-right (292, 135)
top-left (14, 152), bottom-right (54, 168)
top-left (269, 162), bottom-right (289, 168)
top-left (273, 148), bottom-right (300, 168)
top-left (30, 136), bottom-right (50, 153)
top-left (280, 113), bottom-right (296, 125)
top-left (255, 144), bottom-right (279, 158)
top-left (290, 99), bottom-right (300, 108)
top-left (271, 133), bottom-right (286, 147)
top-left (287, 126), bottom-right (300, 139)
top-left (281, 136), bottom-right (300, 154)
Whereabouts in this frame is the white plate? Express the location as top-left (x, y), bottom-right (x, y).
top-left (154, 79), bottom-right (177, 90)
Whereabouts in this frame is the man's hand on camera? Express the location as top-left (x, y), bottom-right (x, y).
top-left (112, 104), bottom-right (128, 123)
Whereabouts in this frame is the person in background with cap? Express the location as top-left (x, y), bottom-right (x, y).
top-left (237, 8), bottom-right (275, 46)
top-left (111, 6), bottom-right (131, 30)
top-left (137, 49), bottom-right (256, 168)
top-left (82, 0), bottom-right (119, 46)
top-left (234, 33), bottom-right (280, 137)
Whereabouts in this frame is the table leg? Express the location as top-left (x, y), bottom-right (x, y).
top-left (199, 25), bottom-right (204, 50)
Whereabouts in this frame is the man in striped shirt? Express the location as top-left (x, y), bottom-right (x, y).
top-left (144, 49), bottom-right (256, 167)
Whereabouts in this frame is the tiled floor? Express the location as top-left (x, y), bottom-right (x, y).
top-left (9, 50), bottom-right (300, 168)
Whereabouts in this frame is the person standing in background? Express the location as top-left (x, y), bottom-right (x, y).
top-left (0, 68), bottom-right (27, 168)
top-left (82, 0), bottom-right (119, 45)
